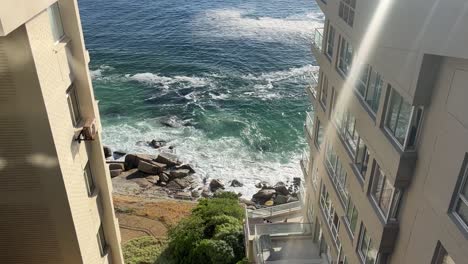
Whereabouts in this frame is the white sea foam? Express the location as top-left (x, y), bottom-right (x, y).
top-left (244, 64), bottom-right (319, 83)
top-left (194, 9), bottom-right (324, 44)
top-left (127, 73), bottom-right (211, 89)
top-left (90, 65), bottom-right (115, 80)
top-left (102, 120), bottom-right (301, 198)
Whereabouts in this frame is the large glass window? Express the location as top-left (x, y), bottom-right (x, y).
top-left (370, 162), bottom-right (395, 217)
top-left (320, 74), bottom-right (329, 108)
top-left (325, 143), bottom-right (349, 203)
top-left (315, 120), bottom-right (325, 149)
top-left (326, 24), bottom-right (335, 59)
top-left (452, 157), bottom-right (468, 231)
top-left (339, 0), bottom-right (356, 27)
top-left (97, 224), bottom-right (108, 256)
top-left (345, 198), bottom-right (359, 235)
top-left (358, 225), bottom-right (377, 264)
top-left (84, 162), bottom-right (95, 196)
top-left (338, 37), bottom-right (353, 76)
top-left (67, 85), bottom-right (81, 127)
top-left (357, 64), bottom-right (370, 96)
top-left (365, 69), bottom-right (383, 113)
top-left (385, 87), bottom-right (423, 149)
top-left (355, 139), bottom-right (370, 179)
top-left (48, 3), bottom-right (65, 42)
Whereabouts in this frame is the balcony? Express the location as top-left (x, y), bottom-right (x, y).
top-left (300, 149), bottom-right (311, 181)
top-left (253, 223), bottom-right (327, 264)
top-left (306, 71), bottom-right (320, 102)
top-left (312, 28), bottom-right (324, 53)
top-left (305, 111), bottom-right (315, 143)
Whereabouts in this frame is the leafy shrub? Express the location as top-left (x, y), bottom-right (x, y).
top-left (166, 193), bottom-right (246, 264)
top-left (122, 236), bottom-right (166, 264)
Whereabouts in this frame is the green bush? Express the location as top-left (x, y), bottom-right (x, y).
top-left (122, 236), bottom-right (166, 264)
top-left (167, 192), bottom-right (246, 264)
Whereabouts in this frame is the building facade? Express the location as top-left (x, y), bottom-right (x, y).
top-left (0, 1), bottom-right (124, 263)
top-left (302, 0), bottom-right (468, 263)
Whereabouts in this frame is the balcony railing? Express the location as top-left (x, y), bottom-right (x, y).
top-left (300, 149), bottom-right (311, 180)
top-left (312, 28), bottom-right (324, 52)
top-left (248, 201), bottom-right (302, 219)
top-left (306, 70), bottom-right (320, 99)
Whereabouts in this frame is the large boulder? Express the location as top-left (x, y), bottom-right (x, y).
top-left (252, 189), bottom-right (276, 204)
top-left (155, 152), bottom-right (179, 167)
top-left (274, 194), bottom-right (289, 205)
top-left (230, 179), bottom-right (244, 187)
top-left (175, 163), bottom-right (195, 173)
top-left (201, 188), bottom-right (212, 198)
top-left (170, 169), bottom-right (190, 179)
top-left (124, 154), bottom-right (157, 170)
top-left (110, 169), bottom-right (122, 178)
top-left (209, 179), bottom-right (225, 192)
top-left (138, 160), bottom-right (166, 174)
top-left (109, 163), bottom-right (125, 171)
top-left (274, 183), bottom-right (290, 196)
top-left (170, 178), bottom-right (191, 189)
top-left (103, 146), bottom-right (113, 158)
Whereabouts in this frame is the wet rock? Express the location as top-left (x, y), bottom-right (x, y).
top-left (252, 189), bottom-right (276, 204)
top-left (170, 169), bottom-right (190, 179)
top-left (155, 152), bottom-right (179, 167)
top-left (274, 194), bottom-right (289, 205)
top-left (209, 179), bottom-right (225, 192)
top-left (149, 139), bottom-right (167, 149)
top-left (175, 163), bottom-right (195, 173)
top-left (110, 169), bottom-right (123, 178)
top-left (109, 163), bottom-right (125, 171)
top-left (230, 179), bottom-right (244, 187)
top-left (138, 161), bottom-right (166, 174)
top-left (113, 151), bottom-right (127, 160)
top-left (103, 146), bottom-right (113, 158)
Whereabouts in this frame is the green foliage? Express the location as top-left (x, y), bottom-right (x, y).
top-left (122, 236), bottom-right (167, 264)
top-left (167, 194), bottom-right (246, 264)
top-left (213, 191), bottom-right (240, 200)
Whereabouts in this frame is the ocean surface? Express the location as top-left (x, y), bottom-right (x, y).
top-left (79, 0), bottom-right (323, 197)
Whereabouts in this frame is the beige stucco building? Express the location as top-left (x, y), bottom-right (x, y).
top-left (302, 0), bottom-right (468, 263)
top-left (0, 0), bottom-right (124, 263)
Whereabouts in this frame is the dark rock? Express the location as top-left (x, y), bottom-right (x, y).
top-left (138, 161), bottom-right (166, 174)
top-left (275, 185), bottom-right (290, 196)
top-left (103, 146), bottom-right (113, 158)
top-left (124, 154), bottom-right (156, 170)
top-left (146, 175), bottom-right (160, 184)
top-left (109, 163), bottom-right (125, 171)
top-left (252, 189), bottom-right (276, 204)
top-left (230, 179), bottom-right (244, 187)
top-left (209, 179), bottom-right (225, 192)
top-left (149, 139), bottom-right (167, 149)
top-left (113, 151), bottom-right (126, 160)
top-left (110, 169), bottom-right (122, 178)
top-left (166, 181), bottom-right (182, 190)
top-left (175, 163), bottom-right (195, 173)
top-left (173, 178), bottom-right (191, 189)
top-left (274, 194), bottom-right (289, 205)
top-left (155, 152), bottom-right (179, 167)
top-left (170, 169), bottom-right (190, 179)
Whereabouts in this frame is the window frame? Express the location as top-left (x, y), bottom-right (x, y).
top-left (357, 225), bottom-right (377, 264)
top-left (345, 198), bottom-right (359, 236)
top-left (97, 224), bottom-right (108, 256)
top-left (84, 161), bottom-right (96, 197)
top-left (326, 23), bottom-right (336, 60)
top-left (66, 85), bottom-right (82, 127)
top-left (337, 36), bottom-right (354, 76)
top-left (315, 120), bottom-right (324, 150)
top-left (339, 0), bottom-right (356, 27)
top-left (450, 155), bottom-right (468, 232)
top-left (370, 162), bottom-right (398, 220)
top-left (320, 74), bottom-right (329, 109)
top-left (384, 87), bottom-right (424, 151)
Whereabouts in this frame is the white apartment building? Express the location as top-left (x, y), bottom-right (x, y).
top-left (0, 1), bottom-right (124, 263)
top-left (302, 0), bottom-right (468, 263)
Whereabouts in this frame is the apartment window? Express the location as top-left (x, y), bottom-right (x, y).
top-left (356, 64), bottom-right (370, 97)
top-left (66, 85), bottom-right (81, 127)
top-left (338, 37), bottom-right (353, 76)
top-left (385, 87), bottom-right (423, 149)
top-left (325, 143), bottom-right (349, 203)
top-left (326, 24), bottom-right (335, 59)
top-left (451, 157), bottom-right (468, 231)
top-left (320, 74), bottom-right (329, 108)
top-left (370, 162), bottom-right (394, 217)
top-left (365, 69), bottom-right (383, 113)
top-left (339, 0), bottom-right (356, 27)
top-left (97, 224), bottom-right (108, 256)
top-left (358, 225), bottom-right (377, 264)
top-left (432, 242), bottom-right (455, 264)
top-left (355, 139), bottom-right (370, 179)
top-left (48, 3), bottom-right (65, 42)
top-left (84, 162), bottom-right (95, 196)
top-left (345, 198), bottom-right (359, 235)
top-left (315, 121), bottom-right (325, 149)
top-left (312, 165), bottom-right (319, 190)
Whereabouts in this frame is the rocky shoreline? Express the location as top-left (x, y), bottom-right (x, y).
top-left (105, 145), bottom-right (302, 208)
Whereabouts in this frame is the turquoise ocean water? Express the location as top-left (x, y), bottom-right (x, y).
top-left (79, 0), bottom-right (323, 197)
